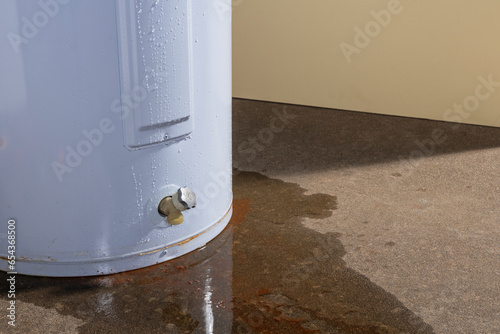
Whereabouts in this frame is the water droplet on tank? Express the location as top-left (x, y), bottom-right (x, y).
top-left (150, 0), bottom-right (159, 12)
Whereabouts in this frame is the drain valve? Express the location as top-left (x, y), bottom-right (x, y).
top-left (158, 187), bottom-right (197, 225)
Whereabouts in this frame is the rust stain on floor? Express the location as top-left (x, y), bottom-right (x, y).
top-left (230, 198), bottom-right (251, 227)
top-left (0, 171), bottom-right (433, 334)
top-left (230, 171), bottom-right (432, 334)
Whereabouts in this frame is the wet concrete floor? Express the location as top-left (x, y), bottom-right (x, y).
top-left (0, 170), bottom-right (433, 333)
top-left (2, 98), bottom-right (500, 333)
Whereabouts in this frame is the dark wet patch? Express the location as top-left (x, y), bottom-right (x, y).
top-left (162, 303), bottom-right (200, 333)
top-left (232, 171), bottom-right (336, 226)
top-left (230, 171), bottom-right (433, 334)
top-left (0, 171), bottom-right (433, 334)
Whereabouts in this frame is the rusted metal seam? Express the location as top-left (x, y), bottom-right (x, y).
top-left (0, 202), bottom-right (233, 264)
top-left (138, 202), bottom-right (233, 256)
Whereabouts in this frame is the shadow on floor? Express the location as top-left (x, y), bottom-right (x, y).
top-left (233, 99), bottom-right (500, 174)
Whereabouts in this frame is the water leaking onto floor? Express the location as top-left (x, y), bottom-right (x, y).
top-left (0, 171), bottom-right (434, 333)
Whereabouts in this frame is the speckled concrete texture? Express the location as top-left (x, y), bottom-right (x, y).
top-left (233, 99), bottom-right (500, 334)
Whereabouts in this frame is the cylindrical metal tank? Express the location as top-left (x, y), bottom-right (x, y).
top-left (0, 0), bottom-right (232, 276)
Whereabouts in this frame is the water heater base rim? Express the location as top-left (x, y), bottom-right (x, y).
top-left (2, 202), bottom-right (233, 277)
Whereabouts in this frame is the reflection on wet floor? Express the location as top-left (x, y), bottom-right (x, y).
top-left (0, 171), bottom-right (434, 333)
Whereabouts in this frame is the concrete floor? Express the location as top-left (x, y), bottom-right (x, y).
top-left (1, 99), bottom-right (500, 333)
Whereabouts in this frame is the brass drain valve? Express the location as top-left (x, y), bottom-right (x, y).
top-left (158, 187), bottom-right (197, 225)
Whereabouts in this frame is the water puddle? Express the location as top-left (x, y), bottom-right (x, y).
top-left (0, 171), bottom-right (434, 333)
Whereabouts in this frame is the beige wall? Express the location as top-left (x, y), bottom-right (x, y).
top-left (233, 0), bottom-right (500, 127)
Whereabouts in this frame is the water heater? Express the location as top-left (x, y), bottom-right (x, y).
top-left (0, 0), bottom-right (232, 276)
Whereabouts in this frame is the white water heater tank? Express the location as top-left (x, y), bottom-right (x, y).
top-left (0, 0), bottom-right (232, 277)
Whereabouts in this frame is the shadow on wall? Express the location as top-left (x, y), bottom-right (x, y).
top-left (232, 98), bottom-right (500, 175)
